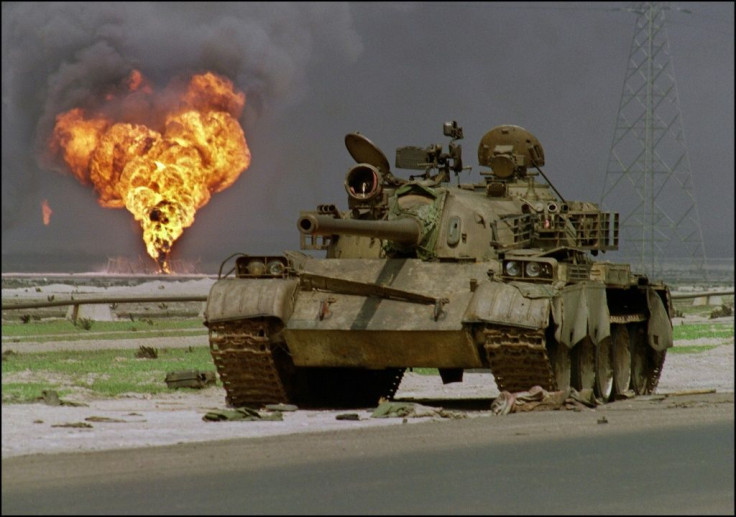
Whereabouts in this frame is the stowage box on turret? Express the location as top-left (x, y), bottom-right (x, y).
top-left (204, 122), bottom-right (673, 408)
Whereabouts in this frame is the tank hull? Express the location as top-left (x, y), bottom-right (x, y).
top-left (204, 257), bottom-right (672, 408)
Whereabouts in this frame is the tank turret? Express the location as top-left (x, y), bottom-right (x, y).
top-left (298, 123), bottom-right (619, 262)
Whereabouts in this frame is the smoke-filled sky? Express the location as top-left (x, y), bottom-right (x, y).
top-left (2, 2), bottom-right (733, 273)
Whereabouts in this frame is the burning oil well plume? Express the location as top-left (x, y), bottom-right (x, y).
top-left (3, 3), bottom-right (365, 273)
top-left (41, 199), bottom-right (53, 226)
top-left (47, 70), bottom-right (251, 273)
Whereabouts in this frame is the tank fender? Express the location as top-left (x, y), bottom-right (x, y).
top-left (204, 278), bottom-right (299, 324)
top-left (463, 281), bottom-right (551, 330)
top-left (647, 287), bottom-right (673, 351)
top-left (552, 282), bottom-right (610, 348)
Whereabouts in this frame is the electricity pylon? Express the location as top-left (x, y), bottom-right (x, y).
top-left (600, 2), bottom-right (707, 280)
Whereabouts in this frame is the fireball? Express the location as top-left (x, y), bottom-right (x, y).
top-left (49, 70), bottom-right (251, 273)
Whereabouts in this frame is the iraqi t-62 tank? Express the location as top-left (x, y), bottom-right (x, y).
top-left (203, 122), bottom-right (673, 408)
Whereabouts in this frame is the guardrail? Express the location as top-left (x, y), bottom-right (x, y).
top-left (1, 295), bottom-right (208, 322)
top-left (670, 291), bottom-right (734, 301)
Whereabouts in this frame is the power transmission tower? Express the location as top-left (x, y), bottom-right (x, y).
top-left (600, 2), bottom-right (707, 281)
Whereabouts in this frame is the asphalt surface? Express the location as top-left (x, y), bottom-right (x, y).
top-left (2, 397), bottom-right (734, 515)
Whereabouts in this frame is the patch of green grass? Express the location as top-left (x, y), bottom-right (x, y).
top-left (669, 345), bottom-right (720, 354)
top-left (672, 322), bottom-right (734, 341)
top-left (410, 368), bottom-right (439, 375)
top-left (2, 318), bottom-right (205, 337)
top-left (1, 383), bottom-right (73, 404)
top-left (5, 330), bottom-right (208, 344)
top-left (672, 304), bottom-right (712, 317)
top-left (2, 346), bottom-right (217, 403)
top-left (2, 318), bottom-right (208, 343)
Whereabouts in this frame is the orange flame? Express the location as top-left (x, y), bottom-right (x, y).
top-left (48, 70), bottom-right (251, 273)
top-left (41, 199), bottom-right (53, 225)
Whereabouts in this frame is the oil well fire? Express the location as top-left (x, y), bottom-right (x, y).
top-left (48, 70), bottom-right (251, 273)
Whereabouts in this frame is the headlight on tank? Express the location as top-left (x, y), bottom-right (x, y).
top-left (235, 255), bottom-right (289, 278)
top-left (246, 259), bottom-right (267, 276)
top-left (503, 258), bottom-right (555, 281)
top-left (523, 261), bottom-right (553, 279)
top-left (504, 260), bottom-right (521, 277)
top-left (266, 260), bottom-right (286, 276)
top-left (525, 261), bottom-right (541, 277)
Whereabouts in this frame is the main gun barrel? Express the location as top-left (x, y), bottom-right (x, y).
top-left (297, 214), bottom-right (422, 245)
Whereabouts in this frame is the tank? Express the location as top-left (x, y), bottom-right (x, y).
top-left (203, 122), bottom-right (673, 408)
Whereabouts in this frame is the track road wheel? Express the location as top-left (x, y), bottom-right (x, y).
top-left (611, 324), bottom-right (631, 397)
top-left (547, 339), bottom-right (571, 391)
top-left (571, 336), bottom-right (595, 392)
top-left (594, 336), bottom-right (614, 402)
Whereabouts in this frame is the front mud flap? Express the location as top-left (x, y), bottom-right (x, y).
top-left (552, 282), bottom-right (610, 348)
top-left (647, 288), bottom-right (673, 352)
top-left (463, 282), bottom-right (551, 329)
top-left (204, 278), bottom-right (299, 324)
top-left (464, 282), bottom-right (555, 392)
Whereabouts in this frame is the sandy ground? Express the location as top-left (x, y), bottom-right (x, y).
top-left (2, 339), bottom-right (732, 459)
top-left (2, 278), bottom-right (734, 459)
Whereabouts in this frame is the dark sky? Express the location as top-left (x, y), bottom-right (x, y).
top-left (2, 2), bottom-right (733, 273)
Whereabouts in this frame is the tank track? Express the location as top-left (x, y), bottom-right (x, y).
top-left (208, 319), bottom-right (289, 407)
top-left (482, 326), bottom-right (556, 393)
top-left (628, 321), bottom-right (667, 395)
top-left (482, 322), bottom-right (667, 396)
top-left (647, 351), bottom-right (666, 393)
top-left (384, 369), bottom-right (406, 399)
top-left (209, 318), bottom-right (406, 408)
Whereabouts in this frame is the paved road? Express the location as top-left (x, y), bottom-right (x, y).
top-left (2, 409), bottom-right (733, 515)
